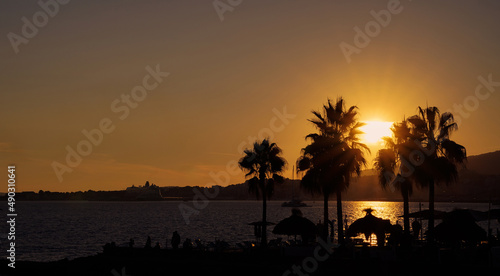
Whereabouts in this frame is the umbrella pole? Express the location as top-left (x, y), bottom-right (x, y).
top-left (331, 219), bottom-right (335, 243)
top-left (419, 202), bottom-right (422, 241)
top-left (488, 198), bottom-right (491, 238)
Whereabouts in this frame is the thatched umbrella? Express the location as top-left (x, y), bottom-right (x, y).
top-left (272, 209), bottom-right (316, 242)
top-left (432, 209), bottom-right (487, 245)
top-left (346, 208), bottom-right (392, 246)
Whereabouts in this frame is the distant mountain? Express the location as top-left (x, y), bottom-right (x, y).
top-left (464, 150), bottom-right (500, 175)
top-left (11, 151), bottom-right (500, 202)
top-left (209, 150), bottom-right (500, 202)
top-left (342, 151), bottom-right (500, 202)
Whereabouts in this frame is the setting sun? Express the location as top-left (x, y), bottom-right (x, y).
top-left (360, 121), bottom-right (393, 144)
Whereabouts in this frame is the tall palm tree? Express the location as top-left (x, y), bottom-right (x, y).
top-left (406, 106), bottom-right (466, 241)
top-left (239, 139), bottom-right (286, 247)
top-left (297, 98), bottom-right (369, 243)
top-left (375, 120), bottom-right (416, 235)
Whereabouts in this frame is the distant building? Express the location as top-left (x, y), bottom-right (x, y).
top-left (125, 184), bottom-right (162, 200)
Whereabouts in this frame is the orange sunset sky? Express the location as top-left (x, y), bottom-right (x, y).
top-left (1, 0), bottom-right (499, 192)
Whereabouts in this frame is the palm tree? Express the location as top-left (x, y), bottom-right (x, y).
top-left (406, 106), bottom-right (466, 241)
top-left (239, 139), bottom-right (286, 247)
top-left (374, 120), bottom-right (416, 235)
top-left (297, 98), bottom-right (369, 243)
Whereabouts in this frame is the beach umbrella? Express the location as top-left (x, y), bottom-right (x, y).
top-left (346, 209), bottom-right (392, 243)
top-left (433, 209), bottom-right (487, 244)
top-left (272, 211), bottom-right (316, 237)
top-left (459, 209), bottom-right (489, 221)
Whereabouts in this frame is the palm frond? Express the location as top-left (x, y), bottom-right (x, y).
top-left (437, 122), bottom-right (458, 141)
top-left (374, 148), bottom-right (397, 188)
top-left (298, 98), bottom-right (368, 200)
top-left (425, 106), bottom-right (439, 132)
top-left (238, 138), bottom-right (286, 200)
top-left (407, 116), bottom-right (426, 130)
top-left (441, 139), bottom-right (466, 165)
top-left (433, 157), bottom-right (459, 185)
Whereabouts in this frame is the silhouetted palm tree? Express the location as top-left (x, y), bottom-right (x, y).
top-left (239, 139), bottom-right (286, 247)
top-left (407, 107), bottom-right (466, 241)
top-left (297, 98), bottom-right (369, 243)
top-left (375, 120), bottom-right (416, 235)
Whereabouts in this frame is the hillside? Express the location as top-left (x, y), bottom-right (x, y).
top-left (184, 150), bottom-right (500, 202)
top-left (464, 150), bottom-right (500, 175)
top-left (10, 151), bottom-right (500, 202)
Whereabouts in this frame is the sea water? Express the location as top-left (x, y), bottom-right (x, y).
top-left (3, 201), bottom-right (498, 262)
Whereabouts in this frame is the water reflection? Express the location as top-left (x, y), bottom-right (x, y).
top-left (14, 201), bottom-right (500, 261)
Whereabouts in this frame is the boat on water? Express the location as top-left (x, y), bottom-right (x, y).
top-left (281, 199), bottom-right (310, 207)
top-left (282, 166), bottom-right (311, 207)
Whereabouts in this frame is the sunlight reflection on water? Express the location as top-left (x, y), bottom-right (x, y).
top-left (7, 201), bottom-right (499, 262)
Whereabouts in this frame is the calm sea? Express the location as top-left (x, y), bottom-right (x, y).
top-left (3, 201), bottom-right (499, 262)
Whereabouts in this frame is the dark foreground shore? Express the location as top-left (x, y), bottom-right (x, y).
top-left (1, 245), bottom-right (499, 276)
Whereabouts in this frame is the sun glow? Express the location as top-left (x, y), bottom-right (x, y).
top-left (359, 121), bottom-right (393, 144)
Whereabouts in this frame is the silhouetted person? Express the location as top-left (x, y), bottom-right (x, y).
top-left (154, 242), bottom-right (160, 249)
top-left (145, 236), bottom-right (152, 249)
top-left (129, 238), bottom-right (134, 248)
top-left (171, 231), bottom-right (180, 249)
top-left (412, 219), bottom-right (422, 239)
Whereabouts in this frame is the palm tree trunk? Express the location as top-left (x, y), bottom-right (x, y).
top-left (336, 191), bottom-right (344, 244)
top-left (402, 186), bottom-right (410, 236)
top-left (428, 179), bottom-right (435, 242)
top-left (323, 193), bottom-right (329, 241)
top-left (262, 189), bottom-right (267, 248)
